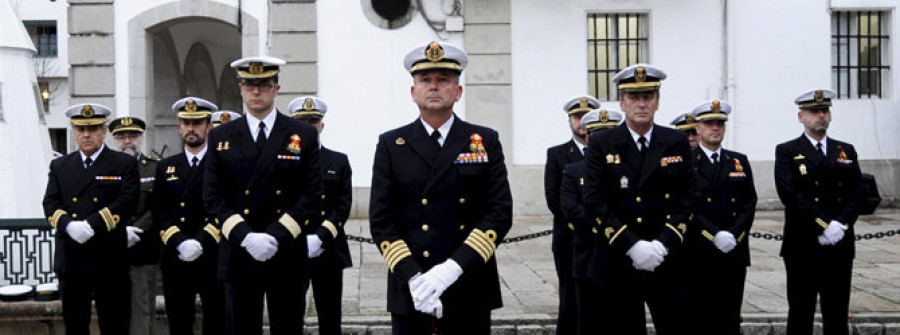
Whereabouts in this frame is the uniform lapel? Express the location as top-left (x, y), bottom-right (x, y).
top-left (248, 112), bottom-right (290, 188)
top-left (713, 150), bottom-right (732, 188)
top-left (405, 121), bottom-right (438, 168)
top-left (74, 148), bottom-right (113, 195)
top-left (424, 119), bottom-right (467, 194)
top-left (566, 140), bottom-right (583, 163)
top-left (612, 125), bottom-right (640, 178)
top-left (823, 140), bottom-right (838, 170)
top-left (638, 129), bottom-right (663, 189)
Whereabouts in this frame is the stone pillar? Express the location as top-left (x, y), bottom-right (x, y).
top-left (67, 0), bottom-right (115, 110)
top-left (270, 0), bottom-right (318, 111)
top-left (463, 0), bottom-right (512, 153)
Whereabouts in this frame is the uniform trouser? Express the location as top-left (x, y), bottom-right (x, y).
top-left (390, 307), bottom-right (491, 335)
top-left (553, 248), bottom-right (576, 334)
top-left (162, 265), bottom-right (225, 335)
top-left (301, 254), bottom-right (345, 335)
top-left (574, 277), bottom-right (598, 335)
top-left (59, 269), bottom-right (131, 335)
top-left (595, 267), bottom-right (686, 335)
top-left (784, 256), bottom-right (853, 335)
top-left (129, 264), bottom-right (158, 335)
top-left (225, 275), bottom-right (306, 335)
top-left (686, 264), bottom-right (747, 335)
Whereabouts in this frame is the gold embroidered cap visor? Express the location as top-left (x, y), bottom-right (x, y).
top-left (611, 63), bottom-right (667, 93)
top-left (403, 41), bottom-right (469, 74)
top-left (795, 89), bottom-right (836, 110)
top-left (108, 117), bottom-right (146, 135)
top-left (229, 56), bottom-right (287, 79)
top-left (65, 103), bottom-right (111, 127)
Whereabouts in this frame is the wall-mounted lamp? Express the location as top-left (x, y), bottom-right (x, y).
top-left (41, 86), bottom-right (50, 102)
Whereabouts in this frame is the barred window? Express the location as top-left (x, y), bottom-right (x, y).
top-left (832, 11), bottom-right (890, 98)
top-left (23, 21), bottom-right (57, 57)
top-left (587, 13), bottom-right (649, 101)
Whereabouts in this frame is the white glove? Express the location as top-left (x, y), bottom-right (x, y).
top-left (823, 221), bottom-right (847, 244)
top-left (626, 240), bottom-right (664, 271)
top-left (818, 234), bottom-right (833, 246)
top-left (713, 231), bottom-right (737, 253)
top-left (650, 240), bottom-right (669, 257)
top-left (410, 259), bottom-right (463, 307)
top-left (126, 226), bottom-right (143, 248)
top-left (66, 220), bottom-right (95, 244)
top-left (241, 233), bottom-right (279, 262)
top-left (176, 239), bottom-right (203, 262)
top-left (307, 235), bottom-right (324, 258)
top-left (423, 297), bottom-right (444, 319)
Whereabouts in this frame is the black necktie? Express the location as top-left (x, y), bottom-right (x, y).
top-left (84, 157), bottom-right (93, 169)
top-left (431, 130), bottom-right (441, 148)
top-left (191, 156), bottom-right (199, 168)
top-left (816, 142), bottom-right (824, 156)
top-left (711, 152), bottom-right (719, 165)
top-left (256, 123), bottom-right (267, 150)
top-left (637, 136), bottom-right (647, 153)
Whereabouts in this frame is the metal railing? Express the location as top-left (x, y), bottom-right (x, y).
top-left (0, 219), bottom-right (56, 285)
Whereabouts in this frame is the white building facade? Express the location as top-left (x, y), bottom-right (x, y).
top-left (13, 0), bottom-right (899, 217)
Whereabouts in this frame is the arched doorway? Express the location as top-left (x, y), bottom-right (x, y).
top-left (128, 2), bottom-right (258, 157)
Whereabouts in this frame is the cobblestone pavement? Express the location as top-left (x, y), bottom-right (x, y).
top-left (322, 209), bottom-right (900, 321)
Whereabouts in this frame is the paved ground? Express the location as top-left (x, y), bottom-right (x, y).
top-left (325, 208), bottom-right (900, 323)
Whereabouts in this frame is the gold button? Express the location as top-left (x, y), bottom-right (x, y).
top-left (93, 197), bottom-right (98, 203)
top-left (72, 197), bottom-right (78, 202)
top-left (421, 198), bottom-right (428, 206)
top-left (180, 217), bottom-right (185, 222)
top-left (459, 198), bottom-right (466, 204)
top-left (423, 251), bottom-right (430, 258)
top-left (567, 223), bottom-right (575, 230)
top-left (666, 215), bottom-right (671, 220)
top-left (304, 219), bottom-right (310, 226)
top-left (276, 209), bottom-right (282, 214)
top-left (731, 198), bottom-right (736, 203)
top-left (205, 218), bottom-right (209, 222)
top-left (180, 202), bottom-right (185, 207)
top-left (243, 209), bottom-right (250, 215)
top-left (636, 217), bottom-right (643, 223)
top-left (459, 225), bottom-right (465, 230)
top-left (814, 197), bottom-right (819, 202)
top-left (733, 212), bottom-right (737, 217)
top-left (707, 197), bottom-right (713, 203)
top-left (321, 194), bottom-right (326, 200)
top-left (276, 190), bottom-right (282, 196)
top-left (72, 214), bottom-right (78, 219)
top-left (664, 193), bottom-right (670, 200)
top-left (815, 181), bottom-right (819, 186)
top-left (636, 197), bottom-right (642, 203)
top-left (591, 228), bottom-right (598, 234)
top-left (244, 189), bottom-right (250, 195)
top-left (321, 211), bottom-right (326, 216)
top-left (422, 224), bottom-right (430, 231)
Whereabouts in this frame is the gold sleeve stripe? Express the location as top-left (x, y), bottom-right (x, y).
top-left (322, 221), bottom-right (339, 239)
top-left (99, 207), bottom-right (120, 231)
top-left (381, 240), bottom-right (412, 272)
top-left (204, 224), bottom-right (221, 244)
top-left (608, 225), bottom-right (628, 245)
top-left (737, 231), bottom-right (746, 243)
top-left (816, 218), bottom-right (829, 229)
top-left (48, 210), bottom-right (67, 229)
top-left (665, 223), bottom-right (684, 242)
top-left (702, 230), bottom-right (715, 241)
top-left (222, 214), bottom-right (244, 240)
top-left (160, 226), bottom-right (181, 245)
top-left (464, 229), bottom-right (497, 262)
top-left (278, 213), bottom-right (302, 238)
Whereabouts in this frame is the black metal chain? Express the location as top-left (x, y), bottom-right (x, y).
top-left (348, 227), bottom-right (900, 244)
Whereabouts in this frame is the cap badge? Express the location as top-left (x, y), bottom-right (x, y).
top-left (249, 62), bottom-right (264, 75)
top-left (303, 97), bottom-right (315, 111)
top-left (600, 110), bottom-right (609, 122)
top-left (814, 90), bottom-right (824, 102)
top-left (579, 97), bottom-right (589, 110)
top-left (685, 113), bottom-right (694, 125)
top-left (220, 112), bottom-right (232, 123)
top-left (287, 134), bottom-right (302, 154)
top-left (121, 117), bottom-right (133, 126)
top-left (425, 42), bottom-right (444, 62)
top-left (635, 66), bottom-right (647, 83)
top-left (711, 100), bottom-right (721, 113)
top-left (81, 105), bottom-right (95, 118)
top-left (185, 99), bottom-right (198, 112)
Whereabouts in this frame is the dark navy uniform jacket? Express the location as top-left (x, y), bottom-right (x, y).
top-left (775, 135), bottom-right (861, 259)
top-left (203, 111), bottom-right (322, 281)
top-left (153, 152), bottom-right (220, 273)
top-left (584, 124), bottom-right (696, 285)
top-left (317, 147), bottom-right (353, 268)
top-left (687, 148), bottom-right (757, 267)
top-left (545, 140), bottom-right (583, 254)
top-left (369, 116), bottom-right (513, 315)
top-left (43, 146), bottom-right (140, 275)
top-left (129, 153), bottom-right (161, 266)
top-left (561, 160), bottom-right (594, 279)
